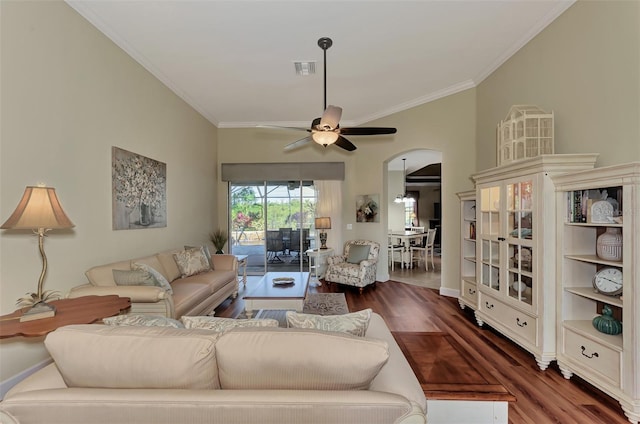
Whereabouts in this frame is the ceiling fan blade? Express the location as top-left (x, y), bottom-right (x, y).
top-left (339, 127), bottom-right (397, 136)
top-left (335, 136), bottom-right (357, 151)
top-left (319, 105), bottom-right (342, 130)
top-left (284, 135), bottom-right (313, 151)
top-left (258, 125), bottom-right (310, 132)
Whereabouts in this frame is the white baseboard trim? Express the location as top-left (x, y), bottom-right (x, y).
top-left (439, 287), bottom-right (459, 298)
top-left (0, 358), bottom-right (53, 400)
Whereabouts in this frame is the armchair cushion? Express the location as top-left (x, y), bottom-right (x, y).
top-left (346, 245), bottom-right (371, 264)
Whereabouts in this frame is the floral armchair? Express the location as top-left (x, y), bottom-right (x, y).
top-left (325, 240), bottom-right (380, 293)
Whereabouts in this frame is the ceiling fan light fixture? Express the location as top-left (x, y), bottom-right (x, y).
top-left (312, 131), bottom-right (339, 146)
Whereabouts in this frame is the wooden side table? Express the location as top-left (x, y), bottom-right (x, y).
top-left (0, 295), bottom-right (131, 338)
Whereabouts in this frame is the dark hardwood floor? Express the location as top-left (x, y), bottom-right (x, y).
top-left (214, 278), bottom-right (630, 424)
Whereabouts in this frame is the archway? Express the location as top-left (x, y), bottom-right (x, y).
top-left (385, 149), bottom-right (442, 289)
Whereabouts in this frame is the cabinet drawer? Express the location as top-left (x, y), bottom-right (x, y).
top-left (480, 296), bottom-right (537, 345)
top-left (462, 281), bottom-right (477, 301)
top-left (563, 328), bottom-right (621, 386)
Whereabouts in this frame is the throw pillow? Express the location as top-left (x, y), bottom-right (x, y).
top-left (103, 314), bottom-right (184, 328)
top-left (131, 262), bottom-right (174, 294)
top-left (173, 247), bottom-right (211, 278)
top-left (181, 316), bottom-right (279, 332)
top-left (112, 269), bottom-right (156, 287)
top-left (286, 308), bottom-right (372, 337)
top-left (346, 244), bottom-right (371, 264)
top-left (185, 244), bottom-right (214, 270)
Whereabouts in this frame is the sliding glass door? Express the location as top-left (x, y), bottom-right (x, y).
top-left (229, 181), bottom-right (316, 275)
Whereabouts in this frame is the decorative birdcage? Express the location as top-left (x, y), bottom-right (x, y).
top-left (497, 105), bottom-right (554, 166)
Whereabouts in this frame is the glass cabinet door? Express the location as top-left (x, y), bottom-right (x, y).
top-left (506, 179), bottom-right (534, 305)
top-left (479, 185), bottom-right (501, 292)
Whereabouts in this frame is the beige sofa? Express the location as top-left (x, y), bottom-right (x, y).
top-left (67, 247), bottom-right (238, 318)
top-left (0, 313), bottom-right (427, 424)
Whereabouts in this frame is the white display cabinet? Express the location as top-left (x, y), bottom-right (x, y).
top-left (457, 190), bottom-right (477, 310)
top-left (497, 105), bottom-right (554, 166)
top-left (552, 162), bottom-right (640, 424)
top-left (472, 154), bottom-right (598, 371)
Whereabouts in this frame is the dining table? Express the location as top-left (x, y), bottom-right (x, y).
top-left (389, 230), bottom-right (428, 268)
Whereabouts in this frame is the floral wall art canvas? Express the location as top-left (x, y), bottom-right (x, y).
top-left (112, 147), bottom-right (167, 230)
top-left (356, 194), bottom-right (379, 223)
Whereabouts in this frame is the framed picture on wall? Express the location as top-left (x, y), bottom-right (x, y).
top-left (356, 194), bottom-right (379, 223)
top-left (112, 147), bottom-right (167, 230)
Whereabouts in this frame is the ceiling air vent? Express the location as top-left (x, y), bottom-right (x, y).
top-left (294, 61), bottom-right (316, 76)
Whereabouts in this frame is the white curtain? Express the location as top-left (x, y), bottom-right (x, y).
top-left (315, 180), bottom-right (343, 253)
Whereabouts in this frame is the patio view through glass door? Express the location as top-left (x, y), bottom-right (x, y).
top-left (229, 181), bottom-right (317, 275)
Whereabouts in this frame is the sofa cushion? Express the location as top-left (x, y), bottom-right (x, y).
top-left (103, 314), bottom-right (184, 328)
top-left (156, 249), bottom-right (183, 282)
top-left (131, 262), bottom-right (173, 294)
top-left (216, 327), bottom-right (389, 390)
top-left (286, 308), bottom-right (372, 336)
top-left (170, 279), bottom-right (214, 315)
top-left (183, 269), bottom-right (237, 293)
top-left (131, 255), bottom-right (172, 282)
top-left (181, 316), bottom-right (279, 332)
top-left (85, 260), bottom-right (132, 286)
top-left (45, 325), bottom-right (220, 390)
top-left (174, 247), bottom-right (211, 278)
top-left (346, 244), bottom-right (371, 264)
top-left (185, 244), bottom-right (214, 269)
top-left (112, 269), bottom-right (157, 287)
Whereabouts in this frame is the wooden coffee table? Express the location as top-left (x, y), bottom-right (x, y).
top-left (243, 272), bottom-right (310, 318)
top-left (0, 295), bottom-right (131, 338)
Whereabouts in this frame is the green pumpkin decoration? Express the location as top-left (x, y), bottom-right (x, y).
top-left (592, 305), bottom-right (622, 335)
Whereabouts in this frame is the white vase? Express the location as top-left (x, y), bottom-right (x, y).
top-left (596, 227), bottom-right (623, 261)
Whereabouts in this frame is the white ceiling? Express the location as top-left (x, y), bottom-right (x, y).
top-left (66, 0), bottom-right (574, 133)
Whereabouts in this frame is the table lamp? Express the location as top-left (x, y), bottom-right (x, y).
top-left (1, 186), bottom-right (74, 321)
top-left (315, 217), bottom-right (331, 250)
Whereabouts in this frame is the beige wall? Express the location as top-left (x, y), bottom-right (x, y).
top-left (476, 1), bottom-right (640, 170)
top-left (0, 1), bottom-right (218, 382)
top-left (217, 88), bottom-right (477, 289)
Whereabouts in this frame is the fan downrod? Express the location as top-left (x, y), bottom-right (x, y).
top-left (317, 37), bottom-right (332, 51)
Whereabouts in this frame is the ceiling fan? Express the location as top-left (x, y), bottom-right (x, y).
top-left (276, 37), bottom-right (397, 152)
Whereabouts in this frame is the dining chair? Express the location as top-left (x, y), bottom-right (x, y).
top-left (410, 228), bottom-right (437, 271)
top-left (388, 236), bottom-right (404, 271)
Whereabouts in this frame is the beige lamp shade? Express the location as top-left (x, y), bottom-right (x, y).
top-left (315, 217), bottom-right (331, 230)
top-left (1, 186), bottom-right (75, 230)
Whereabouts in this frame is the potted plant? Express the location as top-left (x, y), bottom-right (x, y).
top-left (210, 229), bottom-right (228, 254)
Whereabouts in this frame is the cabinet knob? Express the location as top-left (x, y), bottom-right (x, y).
top-left (485, 301), bottom-right (494, 309)
top-left (498, 237), bottom-right (506, 241)
top-left (516, 317), bottom-right (527, 327)
top-left (468, 288), bottom-right (476, 295)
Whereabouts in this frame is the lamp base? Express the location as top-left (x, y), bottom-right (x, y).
top-left (319, 231), bottom-right (328, 249)
top-left (20, 301), bottom-right (56, 322)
